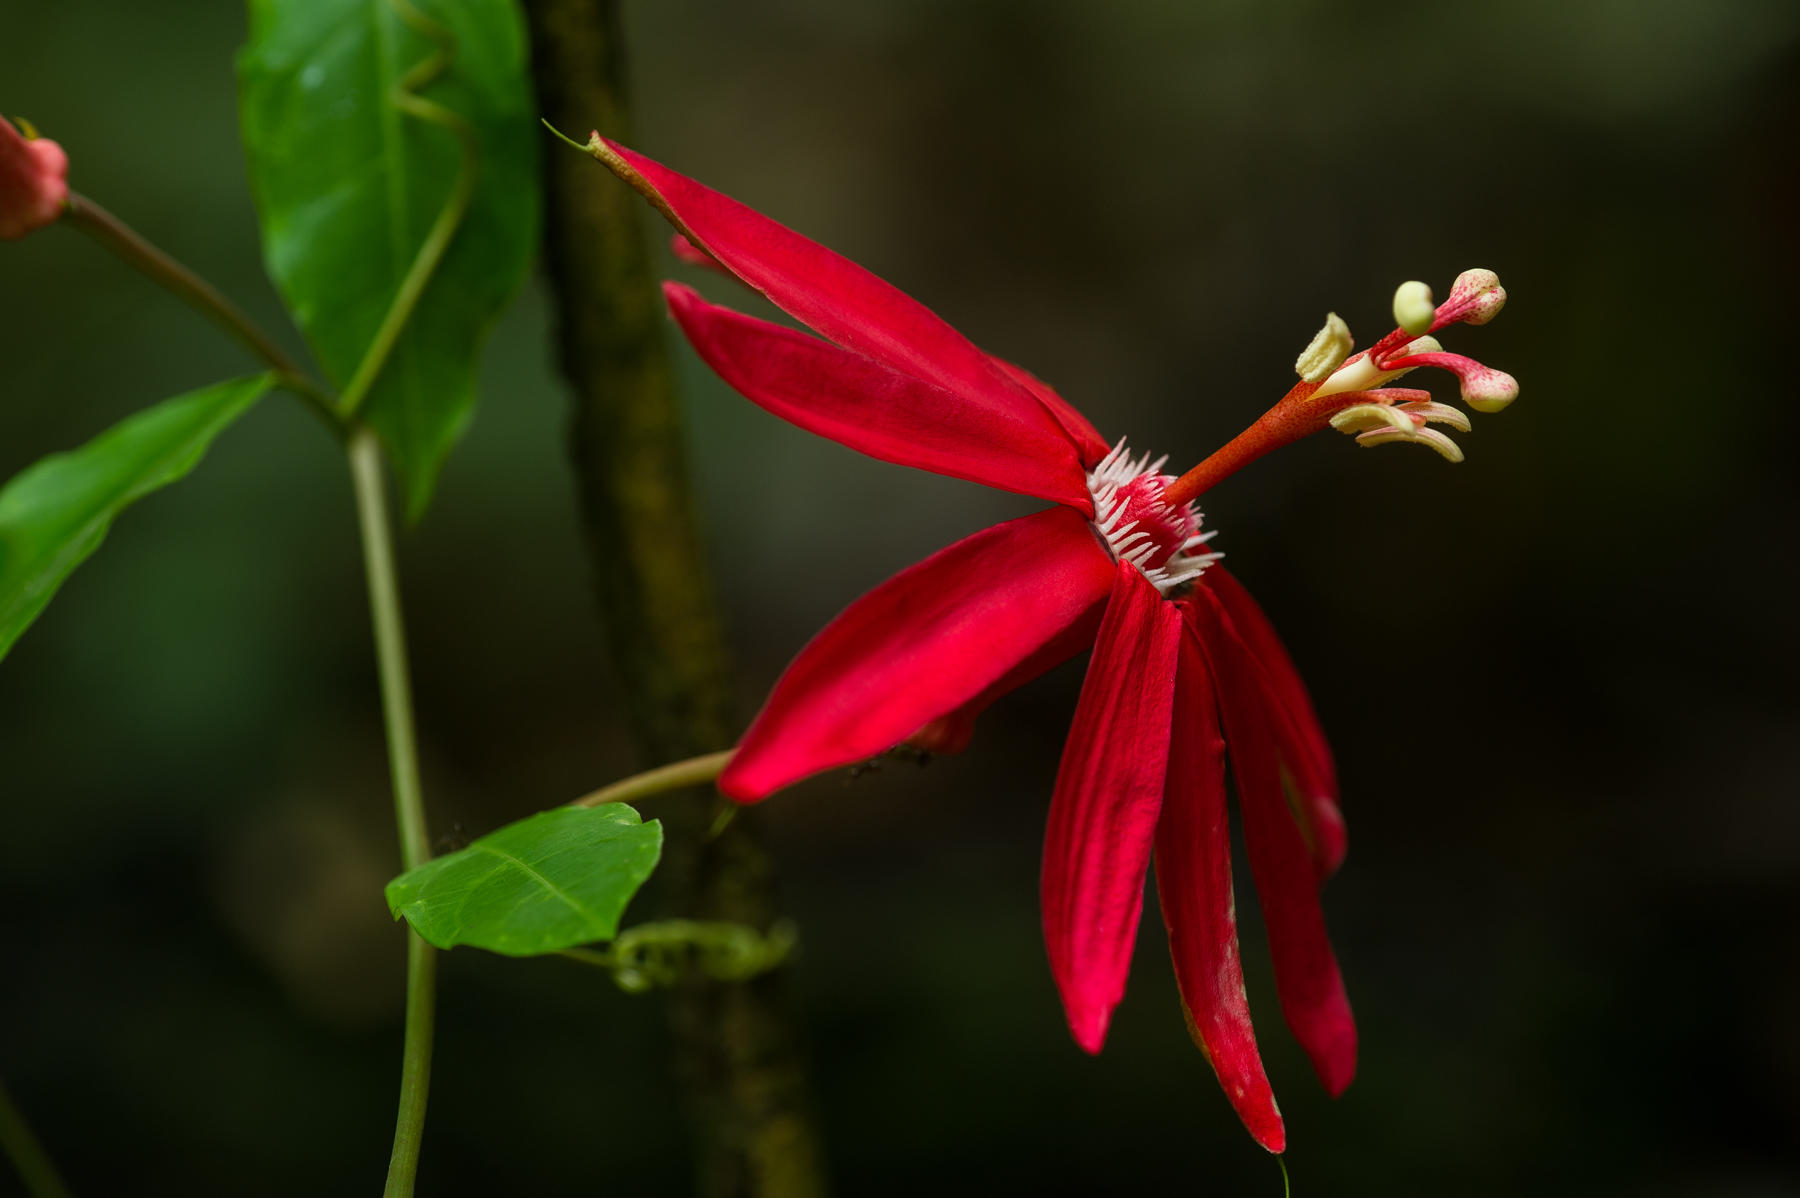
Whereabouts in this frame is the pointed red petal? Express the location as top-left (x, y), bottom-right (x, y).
top-left (908, 598), bottom-right (1105, 755)
top-left (667, 283), bottom-right (1091, 508)
top-left (1188, 591), bottom-right (1358, 1097)
top-left (1156, 631), bottom-right (1285, 1152)
top-left (1200, 568), bottom-right (1345, 878)
top-left (1042, 563), bottom-right (1183, 1054)
top-left (598, 137), bottom-right (1083, 452)
top-left (986, 357), bottom-right (1113, 469)
top-left (721, 507), bottom-right (1115, 800)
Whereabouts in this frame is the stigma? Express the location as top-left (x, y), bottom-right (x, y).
top-left (1086, 439), bottom-right (1220, 595)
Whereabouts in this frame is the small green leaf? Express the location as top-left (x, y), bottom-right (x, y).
top-left (237, 0), bottom-right (539, 517)
top-left (0, 374), bottom-right (274, 662)
top-left (386, 805), bottom-right (664, 956)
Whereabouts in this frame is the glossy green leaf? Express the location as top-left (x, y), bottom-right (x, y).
top-left (386, 805), bottom-right (664, 956)
top-left (238, 0), bottom-right (538, 517)
top-left (0, 374), bottom-right (274, 663)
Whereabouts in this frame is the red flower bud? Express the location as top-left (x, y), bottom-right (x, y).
top-left (1, 116), bottom-right (69, 241)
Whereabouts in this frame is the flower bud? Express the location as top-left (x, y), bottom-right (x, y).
top-left (0, 116), bottom-right (69, 241)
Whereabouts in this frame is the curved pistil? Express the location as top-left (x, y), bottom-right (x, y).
top-left (1163, 269), bottom-right (1517, 506)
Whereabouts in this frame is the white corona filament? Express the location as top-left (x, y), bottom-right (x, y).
top-left (1085, 438), bottom-right (1222, 595)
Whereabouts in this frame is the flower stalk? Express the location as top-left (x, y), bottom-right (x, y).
top-left (572, 749), bottom-right (734, 808)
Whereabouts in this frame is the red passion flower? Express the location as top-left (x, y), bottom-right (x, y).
top-left (582, 132), bottom-right (1515, 1152)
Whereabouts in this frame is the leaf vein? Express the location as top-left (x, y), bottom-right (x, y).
top-left (465, 842), bottom-right (607, 931)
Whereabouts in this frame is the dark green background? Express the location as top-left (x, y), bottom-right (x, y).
top-left (3, 1), bottom-right (1797, 1193)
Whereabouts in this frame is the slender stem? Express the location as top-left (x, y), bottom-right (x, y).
top-left (61, 192), bottom-right (345, 436)
top-left (0, 1078), bottom-right (72, 1198)
top-left (62, 192), bottom-right (299, 373)
top-left (348, 428), bottom-right (436, 1195)
top-left (350, 429), bottom-right (432, 870)
top-left (385, 934), bottom-right (437, 1198)
top-left (571, 749), bottom-right (733, 808)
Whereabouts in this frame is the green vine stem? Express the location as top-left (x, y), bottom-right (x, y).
top-left (0, 1077), bottom-right (72, 1198)
top-left (348, 428), bottom-right (437, 1198)
top-left (332, 4), bottom-right (482, 1171)
top-left (61, 76), bottom-right (451, 1198)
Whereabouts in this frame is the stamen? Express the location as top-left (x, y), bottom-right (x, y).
top-left (1162, 269), bottom-right (1517, 505)
top-left (1295, 312), bottom-right (1353, 383)
top-left (1354, 424), bottom-right (1465, 462)
top-left (1397, 400), bottom-right (1471, 432)
top-left (1330, 399), bottom-right (1466, 461)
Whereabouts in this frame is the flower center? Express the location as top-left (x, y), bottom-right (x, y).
top-left (1086, 439), bottom-right (1220, 595)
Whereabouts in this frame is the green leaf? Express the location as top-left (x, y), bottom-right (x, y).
top-left (0, 374), bottom-right (274, 663)
top-left (238, 0), bottom-right (539, 517)
top-left (386, 805), bottom-right (664, 956)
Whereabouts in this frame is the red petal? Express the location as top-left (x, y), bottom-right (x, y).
top-left (986, 357), bottom-right (1113, 468)
top-left (1188, 590), bottom-right (1358, 1097)
top-left (1042, 563), bottom-right (1183, 1054)
top-left (1200, 568), bottom-right (1345, 878)
top-left (598, 138), bottom-right (1082, 453)
top-left (908, 598), bottom-right (1105, 755)
top-left (667, 284), bottom-right (1091, 508)
top-left (720, 507), bottom-right (1115, 800)
top-left (1155, 630), bottom-right (1285, 1152)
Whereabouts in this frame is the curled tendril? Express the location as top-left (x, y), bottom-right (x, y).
top-left (564, 920), bottom-right (799, 994)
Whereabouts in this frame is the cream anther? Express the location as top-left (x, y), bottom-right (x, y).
top-left (1295, 312), bottom-right (1353, 383)
top-left (1329, 398), bottom-right (1471, 462)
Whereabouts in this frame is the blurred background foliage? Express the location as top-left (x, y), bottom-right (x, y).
top-left (3, 0), bottom-right (1798, 1193)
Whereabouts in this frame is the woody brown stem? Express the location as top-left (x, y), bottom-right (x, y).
top-left (522, 3), bottom-right (830, 1196)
